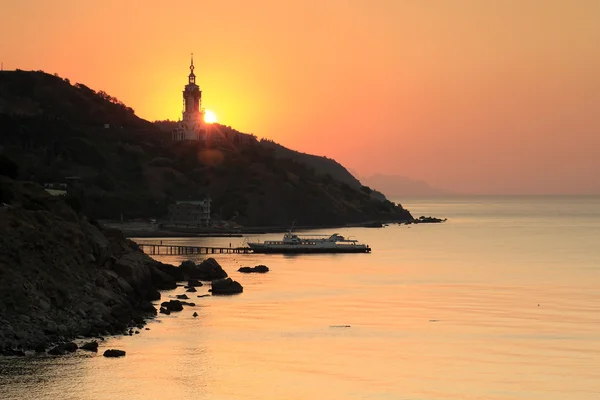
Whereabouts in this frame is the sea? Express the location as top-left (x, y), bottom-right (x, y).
top-left (1, 196), bottom-right (599, 400)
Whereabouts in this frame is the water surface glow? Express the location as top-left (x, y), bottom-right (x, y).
top-left (1, 196), bottom-right (599, 399)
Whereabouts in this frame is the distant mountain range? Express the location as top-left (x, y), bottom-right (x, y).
top-left (357, 174), bottom-right (449, 197)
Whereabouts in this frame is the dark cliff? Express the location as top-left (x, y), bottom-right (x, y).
top-left (0, 177), bottom-right (176, 352)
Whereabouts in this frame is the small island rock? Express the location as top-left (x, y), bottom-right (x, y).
top-left (64, 342), bottom-right (78, 352)
top-left (159, 307), bottom-right (170, 315)
top-left (211, 277), bottom-right (243, 295)
top-left (80, 341), bottom-right (99, 352)
top-left (103, 349), bottom-right (126, 358)
top-left (187, 279), bottom-right (203, 287)
top-left (160, 300), bottom-right (184, 312)
top-left (180, 258), bottom-right (228, 281)
top-left (238, 265), bottom-right (269, 273)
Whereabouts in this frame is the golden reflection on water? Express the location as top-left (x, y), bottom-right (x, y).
top-left (1, 197), bottom-right (600, 399)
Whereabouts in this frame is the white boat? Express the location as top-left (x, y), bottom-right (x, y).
top-left (247, 231), bottom-right (371, 254)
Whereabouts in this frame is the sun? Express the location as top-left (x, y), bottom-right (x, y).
top-left (204, 109), bottom-right (217, 124)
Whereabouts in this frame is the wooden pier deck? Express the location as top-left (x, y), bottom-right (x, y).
top-left (136, 243), bottom-right (252, 255)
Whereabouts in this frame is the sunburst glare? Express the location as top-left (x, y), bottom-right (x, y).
top-left (204, 110), bottom-right (217, 124)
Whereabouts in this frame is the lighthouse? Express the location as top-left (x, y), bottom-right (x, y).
top-left (172, 54), bottom-right (206, 141)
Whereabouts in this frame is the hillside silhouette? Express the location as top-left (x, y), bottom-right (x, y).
top-left (0, 70), bottom-right (412, 227)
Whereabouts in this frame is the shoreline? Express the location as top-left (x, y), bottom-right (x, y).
top-left (116, 219), bottom-right (447, 239)
top-left (111, 219), bottom-right (415, 238)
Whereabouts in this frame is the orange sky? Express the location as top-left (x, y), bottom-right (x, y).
top-left (2, 0), bottom-right (600, 194)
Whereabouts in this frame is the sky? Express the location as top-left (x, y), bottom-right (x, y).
top-left (1, 0), bottom-right (599, 194)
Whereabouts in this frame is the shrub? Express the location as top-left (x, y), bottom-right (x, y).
top-left (0, 154), bottom-right (19, 179)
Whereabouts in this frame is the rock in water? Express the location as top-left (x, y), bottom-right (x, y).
top-left (159, 307), bottom-right (171, 315)
top-left (192, 312), bottom-right (198, 318)
top-left (195, 258), bottom-right (228, 280)
top-left (186, 287), bottom-right (197, 293)
top-left (176, 294), bottom-right (189, 300)
top-left (178, 260), bottom-right (196, 279)
top-left (47, 345), bottom-right (66, 355)
top-left (103, 349), bottom-right (126, 358)
top-left (238, 265), bottom-right (269, 273)
top-left (187, 279), bottom-right (203, 287)
top-left (64, 342), bottom-right (78, 352)
top-left (211, 277), bottom-right (243, 295)
top-left (80, 341), bottom-right (99, 352)
top-left (160, 300), bottom-right (184, 312)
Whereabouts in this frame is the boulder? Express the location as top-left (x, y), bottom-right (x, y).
top-left (1, 348), bottom-right (26, 357)
top-left (187, 279), bottom-right (203, 287)
top-left (47, 345), bottom-right (66, 355)
top-left (238, 265), bottom-right (269, 273)
top-left (137, 301), bottom-right (157, 315)
top-left (44, 321), bottom-right (58, 335)
top-left (177, 260), bottom-right (197, 280)
top-left (159, 307), bottom-right (170, 315)
top-left (179, 260), bottom-right (196, 275)
top-left (150, 265), bottom-right (177, 290)
top-left (192, 312), bottom-right (198, 318)
top-left (103, 349), bottom-right (126, 358)
top-left (64, 342), bottom-right (78, 352)
top-left (210, 277), bottom-right (243, 295)
top-left (186, 287), bottom-right (197, 293)
top-left (155, 262), bottom-right (185, 282)
top-left (160, 300), bottom-right (183, 312)
top-left (176, 294), bottom-right (189, 300)
top-left (80, 341), bottom-right (99, 352)
top-left (34, 344), bottom-right (47, 353)
top-left (146, 290), bottom-right (161, 301)
top-left (193, 258), bottom-right (228, 280)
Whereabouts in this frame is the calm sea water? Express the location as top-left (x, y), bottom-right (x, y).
top-left (1, 196), bottom-right (599, 399)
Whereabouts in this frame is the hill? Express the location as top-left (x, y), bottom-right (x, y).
top-left (259, 140), bottom-right (361, 187)
top-left (259, 140), bottom-right (389, 201)
top-left (0, 70), bottom-right (412, 227)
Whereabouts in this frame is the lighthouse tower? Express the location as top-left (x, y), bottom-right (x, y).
top-left (172, 54), bottom-right (206, 141)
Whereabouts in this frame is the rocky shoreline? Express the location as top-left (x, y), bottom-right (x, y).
top-left (400, 216), bottom-right (447, 224)
top-left (0, 177), bottom-right (245, 356)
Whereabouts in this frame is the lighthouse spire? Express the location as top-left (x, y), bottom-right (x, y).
top-left (188, 52), bottom-right (196, 84)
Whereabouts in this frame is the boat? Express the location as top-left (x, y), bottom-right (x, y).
top-left (247, 230), bottom-right (371, 254)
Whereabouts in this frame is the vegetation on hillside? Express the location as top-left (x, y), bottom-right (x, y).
top-left (0, 70), bottom-right (412, 226)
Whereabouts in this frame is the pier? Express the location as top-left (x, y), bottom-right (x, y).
top-left (136, 243), bottom-right (252, 256)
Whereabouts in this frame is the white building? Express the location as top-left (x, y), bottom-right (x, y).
top-left (167, 198), bottom-right (211, 226)
top-left (172, 54), bottom-right (206, 141)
